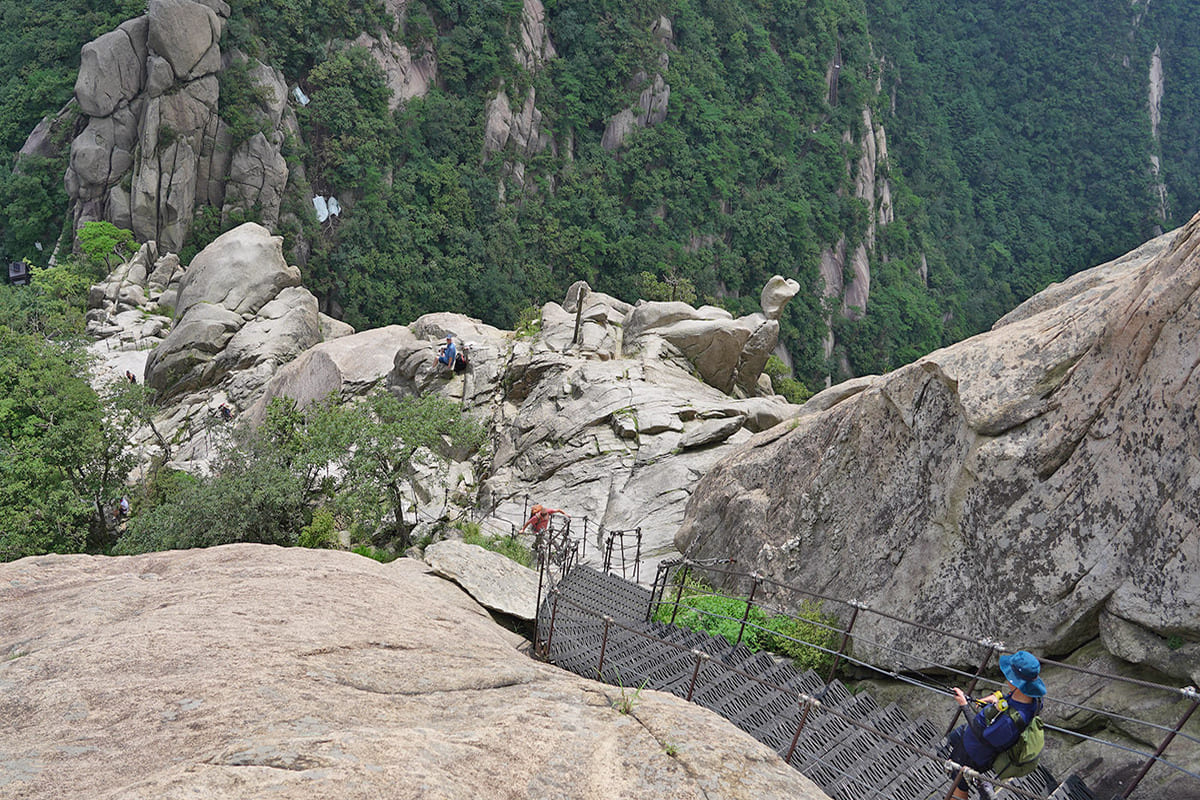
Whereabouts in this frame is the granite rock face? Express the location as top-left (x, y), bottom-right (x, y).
top-left (88, 247), bottom-right (803, 570)
top-left (67, 3), bottom-right (294, 252)
top-left (0, 545), bottom-right (831, 800)
top-left (677, 215), bottom-right (1200, 677)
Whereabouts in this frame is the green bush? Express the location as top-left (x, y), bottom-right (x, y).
top-left (654, 576), bottom-right (841, 674)
top-left (352, 544), bottom-right (396, 562)
top-left (764, 355), bottom-right (814, 404)
top-left (298, 507), bottom-right (339, 549)
top-left (459, 522), bottom-right (534, 567)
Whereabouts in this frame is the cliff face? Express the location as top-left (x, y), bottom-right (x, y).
top-left (65, 0), bottom-right (294, 254)
top-left (677, 212), bottom-right (1200, 677)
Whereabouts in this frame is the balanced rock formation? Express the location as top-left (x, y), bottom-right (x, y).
top-left (0, 545), bottom-right (829, 800)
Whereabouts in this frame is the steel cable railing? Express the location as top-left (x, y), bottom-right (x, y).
top-left (648, 558), bottom-right (1200, 796)
top-left (751, 613), bottom-right (1200, 782)
top-left (542, 587), bottom-right (1060, 800)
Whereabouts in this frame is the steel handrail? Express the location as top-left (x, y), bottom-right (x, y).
top-left (544, 590), bottom-right (1057, 800)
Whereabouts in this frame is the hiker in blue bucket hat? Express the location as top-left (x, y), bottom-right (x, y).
top-left (947, 650), bottom-right (1047, 799)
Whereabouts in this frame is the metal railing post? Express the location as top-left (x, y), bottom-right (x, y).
top-left (1121, 686), bottom-right (1199, 798)
top-left (597, 615), bottom-right (612, 676)
top-left (823, 600), bottom-right (861, 686)
top-left (647, 562), bottom-right (664, 621)
top-left (632, 527), bottom-right (642, 583)
top-left (669, 563), bottom-right (691, 626)
top-left (785, 694), bottom-right (816, 764)
top-left (533, 535), bottom-right (549, 651)
top-left (735, 574), bottom-right (761, 646)
top-left (945, 640), bottom-right (1001, 736)
top-left (685, 650), bottom-right (709, 702)
top-left (943, 767), bottom-right (967, 800)
top-left (541, 589), bottom-right (562, 659)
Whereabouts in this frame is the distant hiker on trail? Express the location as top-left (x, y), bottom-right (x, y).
top-left (218, 403), bottom-right (232, 422)
top-left (519, 504), bottom-right (569, 536)
top-left (113, 496), bottom-right (131, 528)
top-left (435, 336), bottom-right (457, 370)
top-left (125, 370), bottom-right (137, 384)
top-left (947, 650), bottom-right (1046, 800)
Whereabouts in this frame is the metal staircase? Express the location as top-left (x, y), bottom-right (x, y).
top-left (538, 566), bottom-right (1095, 800)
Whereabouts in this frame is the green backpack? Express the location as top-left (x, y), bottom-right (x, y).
top-left (986, 701), bottom-right (1045, 780)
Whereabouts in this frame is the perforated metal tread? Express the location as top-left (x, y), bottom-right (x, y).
top-left (538, 566), bottom-right (1092, 800)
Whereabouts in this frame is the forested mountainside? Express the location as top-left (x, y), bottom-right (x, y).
top-left (2, 0), bottom-right (1198, 389)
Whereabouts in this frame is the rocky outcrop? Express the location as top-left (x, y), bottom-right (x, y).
top-left (143, 223), bottom-right (318, 402)
top-left (483, 0), bottom-right (558, 198)
top-left (66, 2), bottom-right (294, 253)
top-left (601, 16), bottom-right (674, 152)
top-left (375, 285), bottom-right (800, 573)
top-left (352, 30), bottom-right (436, 110)
top-left (0, 545), bottom-right (830, 800)
top-left (819, 83), bottom-right (896, 364)
top-left (676, 215), bottom-right (1200, 680)
top-left (88, 244), bottom-right (803, 570)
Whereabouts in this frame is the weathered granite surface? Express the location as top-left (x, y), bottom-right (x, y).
top-left (0, 545), bottom-right (831, 800)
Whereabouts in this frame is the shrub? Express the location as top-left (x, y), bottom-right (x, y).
top-left (459, 522), bottom-right (534, 568)
top-left (352, 544), bottom-right (396, 563)
top-left (654, 576), bottom-right (841, 674)
top-left (298, 507), bottom-right (339, 549)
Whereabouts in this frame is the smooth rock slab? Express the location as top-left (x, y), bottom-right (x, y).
top-left (0, 545), bottom-right (830, 800)
top-left (424, 539), bottom-right (539, 620)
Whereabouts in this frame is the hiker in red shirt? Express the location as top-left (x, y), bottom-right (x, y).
top-left (520, 504), bottom-right (568, 535)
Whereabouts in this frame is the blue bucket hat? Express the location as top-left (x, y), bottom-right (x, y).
top-left (1000, 650), bottom-right (1047, 698)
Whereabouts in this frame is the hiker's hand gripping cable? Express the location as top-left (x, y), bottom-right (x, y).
top-left (954, 688), bottom-right (1000, 739)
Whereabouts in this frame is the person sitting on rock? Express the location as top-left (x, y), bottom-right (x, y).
top-left (947, 650), bottom-right (1046, 800)
top-left (519, 504), bottom-right (569, 536)
top-left (435, 337), bottom-right (457, 370)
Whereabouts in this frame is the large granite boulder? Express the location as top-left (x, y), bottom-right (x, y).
top-left (144, 223), bottom-right (318, 401)
top-left (674, 218), bottom-right (1200, 798)
top-left (423, 539), bottom-right (540, 620)
top-left (0, 545), bottom-right (829, 800)
top-left (244, 324), bottom-right (407, 425)
top-left (676, 215), bottom-right (1200, 673)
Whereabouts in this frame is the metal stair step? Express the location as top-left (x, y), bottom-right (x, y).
top-left (536, 566), bottom-right (1095, 800)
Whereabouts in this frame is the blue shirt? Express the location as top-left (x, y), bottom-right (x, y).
top-left (963, 693), bottom-right (1039, 766)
